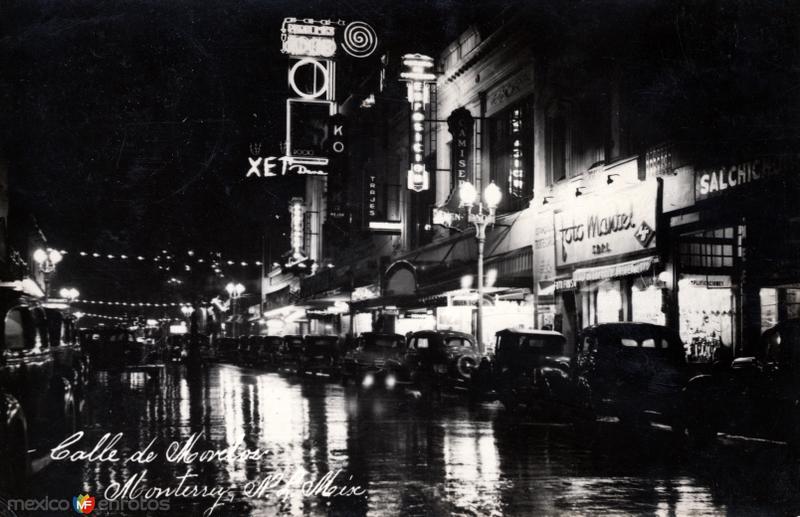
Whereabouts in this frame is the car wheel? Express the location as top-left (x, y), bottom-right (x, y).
top-left (456, 356), bottom-right (476, 379)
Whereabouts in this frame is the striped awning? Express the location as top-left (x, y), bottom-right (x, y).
top-left (573, 256), bottom-right (658, 283)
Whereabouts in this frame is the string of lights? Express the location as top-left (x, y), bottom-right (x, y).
top-left (75, 299), bottom-right (194, 308)
top-left (80, 313), bottom-right (175, 323)
top-left (52, 247), bottom-right (268, 272)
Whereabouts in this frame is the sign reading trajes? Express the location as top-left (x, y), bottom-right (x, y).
top-left (554, 182), bottom-right (658, 267)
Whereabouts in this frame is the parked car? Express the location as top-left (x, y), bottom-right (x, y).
top-left (166, 335), bottom-right (187, 363)
top-left (684, 319), bottom-right (800, 447)
top-left (340, 332), bottom-right (407, 390)
top-left (280, 334), bottom-right (305, 367)
top-left (216, 337), bottom-right (241, 364)
top-left (405, 330), bottom-right (480, 395)
top-left (84, 326), bottom-right (132, 371)
top-left (0, 305), bottom-right (80, 491)
top-left (569, 323), bottom-right (690, 433)
top-left (297, 335), bottom-right (341, 376)
top-left (260, 336), bottom-right (285, 367)
top-left (487, 328), bottom-right (571, 414)
top-left (239, 335), bottom-right (261, 366)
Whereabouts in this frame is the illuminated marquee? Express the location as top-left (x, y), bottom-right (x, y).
top-left (281, 18), bottom-right (343, 58)
top-left (399, 54), bottom-right (436, 192)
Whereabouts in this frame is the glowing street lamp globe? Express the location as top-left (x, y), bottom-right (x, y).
top-left (484, 181), bottom-right (502, 210)
top-left (459, 181), bottom-right (477, 208)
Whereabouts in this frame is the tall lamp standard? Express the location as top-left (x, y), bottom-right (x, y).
top-left (59, 287), bottom-right (80, 344)
top-left (225, 282), bottom-right (245, 338)
top-left (459, 180), bottom-right (502, 354)
top-left (33, 248), bottom-right (62, 298)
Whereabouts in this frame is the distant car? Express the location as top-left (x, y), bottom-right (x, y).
top-left (280, 335), bottom-right (305, 368)
top-left (488, 328), bottom-right (571, 414)
top-left (684, 319), bottom-right (800, 448)
top-left (166, 335), bottom-right (187, 363)
top-left (240, 335), bottom-right (261, 366)
top-left (216, 337), bottom-right (240, 364)
top-left (340, 332), bottom-right (407, 390)
top-left (569, 323), bottom-right (690, 433)
top-left (405, 330), bottom-right (479, 394)
top-left (298, 335), bottom-right (341, 376)
top-left (260, 336), bottom-right (284, 367)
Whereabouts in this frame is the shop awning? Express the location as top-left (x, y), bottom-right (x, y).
top-left (573, 256), bottom-right (658, 283)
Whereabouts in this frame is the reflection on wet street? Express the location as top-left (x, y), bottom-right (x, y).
top-left (31, 364), bottom-right (800, 516)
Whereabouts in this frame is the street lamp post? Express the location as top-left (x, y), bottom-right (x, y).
top-left (225, 282), bottom-right (245, 338)
top-left (459, 181), bottom-right (502, 354)
top-left (33, 248), bottom-right (63, 298)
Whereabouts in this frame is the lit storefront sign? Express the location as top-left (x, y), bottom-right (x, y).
top-left (289, 198), bottom-right (307, 261)
top-left (694, 156), bottom-right (790, 201)
top-left (554, 181), bottom-right (658, 267)
top-left (352, 284), bottom-right (380, 301)
top-left (447, 107), bottom-right (474, 185)
top-left (368, 221), bottom-right (402, 233)
top-left (399, 54), bottom-right (436, 192)
top-left (533, 207), bottom-right (556, 283)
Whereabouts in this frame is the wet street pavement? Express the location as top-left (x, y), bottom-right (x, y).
top-left (26, 364), bottom-right (800, 516)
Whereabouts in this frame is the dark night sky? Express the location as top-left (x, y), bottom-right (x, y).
top-left (0, 0), bottom-right (492, 302)
top-left (1, 0), bottom-right (798, 306)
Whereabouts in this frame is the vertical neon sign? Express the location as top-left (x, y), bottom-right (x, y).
top-left (399, 54), bottom-right (436, 192)
top-left (508, 107), bottom-right (524, 198)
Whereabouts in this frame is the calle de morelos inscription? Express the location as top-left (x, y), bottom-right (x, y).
top-left (49, 431), bottom-right (365, 517)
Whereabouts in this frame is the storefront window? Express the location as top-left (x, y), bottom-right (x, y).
top-left (632, 279), bottom-right (665, 325)
top-left (760, 288), bottom-right (778, 333)
top-left (679, 275), bottom-right (736, 363)
top-left (596, 281), bottom-right (623, 323)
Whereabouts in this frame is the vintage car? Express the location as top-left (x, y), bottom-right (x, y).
top-left (216, 337), bottom-right (241, 364)
top-left (166, 334), bottom-right (188, 363)
top-left (569, 323), bottom-right (690, 433)
top-left (84, 326), bottom-right (133, 371)
top-left (404, 330), bottom-right (480, 394)
top-left (487, 328), bottom-right (571, 413)
top-left (260, 336), bottom-right (285, 366)
top-left (238, 335), bottom-right (261, 366)
top-left (340, 332), bottom-right (407, 390)
top-left (280, 334), bottom-right (305, 367)
top-left (683, 319), bottom-right (800, 447)
top-left (0, 305), bottom-right (80, 491)
top-left (297, 335), bottom-right (341, 376)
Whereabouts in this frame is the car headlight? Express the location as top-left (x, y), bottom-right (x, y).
top-left (385, 374), bottom-right (397, 390)
top-left (362, 373), bottom-right (375, 388)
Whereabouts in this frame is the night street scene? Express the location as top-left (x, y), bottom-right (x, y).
top-left (1, 0), bottom-right (800, 515)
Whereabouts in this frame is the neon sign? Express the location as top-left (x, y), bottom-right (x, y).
top-left (246, 155), bottom-right (329, 178)
top-left (508, 107), bottom-right (524, 198)
top-left (289, 198), bottom-right (306, 260)
top-left (399, 54), bottom-right (436, 192)
top-left (281, 18), bottom-right (342, 58)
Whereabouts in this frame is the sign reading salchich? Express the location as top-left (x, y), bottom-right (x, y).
top-left (694, 156), bottom-right (795, 201)
top-left (447, 107), bottom-right (474, 186)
